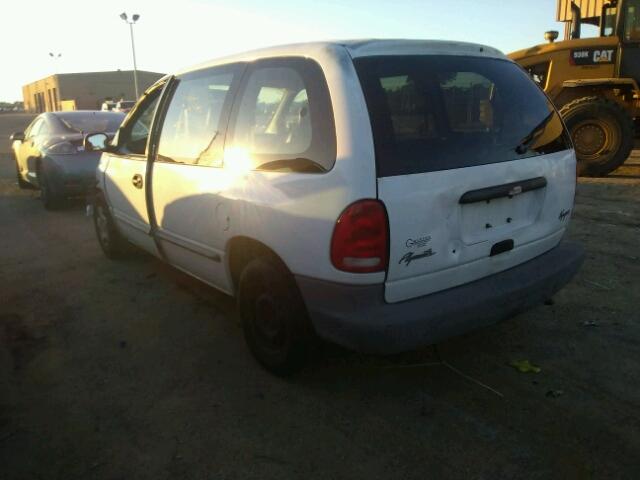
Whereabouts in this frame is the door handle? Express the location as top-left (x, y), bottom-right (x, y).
top-left (132, 174), bottom-right (143, 189)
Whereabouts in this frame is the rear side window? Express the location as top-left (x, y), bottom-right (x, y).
top-left (226, 58), bottom-right (336, 173)
top-left (354, 55), bottom-right (571, 177)
top-left (157, 64), bottom-right (242, 166)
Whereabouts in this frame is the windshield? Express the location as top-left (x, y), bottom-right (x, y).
top-left (118, 101), bottom-right (135, 108)
top-left (56, 111), bottom-right (125, 134)
top-left (354, 55), bottom-right (571, 177)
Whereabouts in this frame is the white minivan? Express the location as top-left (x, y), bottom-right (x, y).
top-left (86, 40), bottom-right (584, 374)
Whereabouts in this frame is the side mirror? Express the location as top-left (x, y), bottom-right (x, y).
top-left (10, 131), bottom-right (25, 142)
top-left (84, 132), bottom-right (109, 152)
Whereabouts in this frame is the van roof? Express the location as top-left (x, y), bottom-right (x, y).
top-left (341, 39), bottom-right (504, 59)
top-left (175, 39), bottom-right (506, 76)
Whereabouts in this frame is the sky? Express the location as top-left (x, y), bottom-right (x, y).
top-left (0, 0), bottom-right (569, 101)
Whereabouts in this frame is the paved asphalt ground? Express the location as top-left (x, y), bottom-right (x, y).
top-left (1, 113), bottom-right (639, 479)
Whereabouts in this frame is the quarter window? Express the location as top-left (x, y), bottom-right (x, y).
top-left (157, 66), bottom-right (240, 166)
top-left (227, 58), bottom-right (336, 173)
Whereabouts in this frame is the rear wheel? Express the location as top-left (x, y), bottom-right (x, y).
top-left (237, 257), bottom-right (312, 375)
top-left (38, 168), bottom-right (62, 210)
top-left (559, 96), bottom-right (635, 177)
top-left (93, 197), bottom-right (128, 259)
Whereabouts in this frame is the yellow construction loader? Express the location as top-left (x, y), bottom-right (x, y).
top-left (509, 0), bottom-right (640, 176)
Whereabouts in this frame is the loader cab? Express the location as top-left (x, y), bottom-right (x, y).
top-left (598, 0), bottom-right (640, 83)
top-left (598, 0), bottom-right (640, 42)
top-left (616, 0), bottom-right (640, 83)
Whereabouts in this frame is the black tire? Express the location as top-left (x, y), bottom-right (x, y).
top-left (93, 196), bottom-right (128, 259)
top-left (15, 159), bottom-right (31, 190)
top-left (559, 96), bottom-right (635, 177)
top-left (237, 257), bottom-right (312, 375)
top-left (38, 168), bottom-right (62, 210)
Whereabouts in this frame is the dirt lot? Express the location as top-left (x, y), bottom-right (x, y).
top-left (1, 112), bottom-right (639, 479)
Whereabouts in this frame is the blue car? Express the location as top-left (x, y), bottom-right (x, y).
top-left (11, 110), bottom-right (125, 209)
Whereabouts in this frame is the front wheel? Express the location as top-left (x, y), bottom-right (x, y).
top-left (93, 197), bottom-right (128, 259)
top-left (559, 96), bottom-right (635, 177)
top-left (15, 160), bottom-right (31, 189)
top-left (237, 257), bottom-right (312, 375)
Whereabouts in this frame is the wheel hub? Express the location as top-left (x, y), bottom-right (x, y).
top-left (573, 123), bottom-right (607, 157)
top-left (254, 294), bottom-right (285, 348)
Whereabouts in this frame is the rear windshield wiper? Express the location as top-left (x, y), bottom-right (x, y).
top-left (515, 111), bottom-right (554, 155)
top-left (258, 157), bottom-right (326, 173)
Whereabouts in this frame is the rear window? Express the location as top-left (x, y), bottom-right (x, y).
top-left (57, 112), bottom-right (125, 134)
top-left (354, 55), bottom-right (571, 177)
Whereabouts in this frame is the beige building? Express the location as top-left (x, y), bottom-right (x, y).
top-left (22, 70), bottom-right (164, 113)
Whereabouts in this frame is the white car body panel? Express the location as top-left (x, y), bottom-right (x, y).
top-left (102, 155), bottom-right (159, 255)
top-left (99, 39), bottom-right (577, 303)
top-left (147, 43), bottom-right (383, 289)
top-left (379, 151), bottom-right (576, 303)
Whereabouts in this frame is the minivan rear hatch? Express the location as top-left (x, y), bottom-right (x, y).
top-left (354, 55), bottom-right (576, 303)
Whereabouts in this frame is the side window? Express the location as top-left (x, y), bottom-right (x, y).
top-left (38, 120), bottom-right (51, 136)
top-left (624, 0), bottom-right (640, 42)
top-left (27, 118), bottom-right (43, 138)
top-left (117, 85), bottom-right (163, 156)
top-left (157, 66), bottom-right (240, 166)
top-left (227, 58), bottom-right (336, 173)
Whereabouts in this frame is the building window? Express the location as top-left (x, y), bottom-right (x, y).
top-left (52, 88), bottom-right (58, 111)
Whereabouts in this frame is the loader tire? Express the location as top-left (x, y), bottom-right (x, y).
top-left (559, 96), bottom-right (635, 177)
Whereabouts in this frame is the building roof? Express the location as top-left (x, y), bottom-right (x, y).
top-left (23, 70), bottom-right (164, 86)
top-left (54, 70), bottom-right (164, 78)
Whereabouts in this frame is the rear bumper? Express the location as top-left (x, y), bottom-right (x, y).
top-left (47, 177), bottom-right (95, 198)
top-left (60, 181), bottom-right (94, 196)
top-left (45, 153), bottom-right (100, 198)
top-left (296, 241), bottom-right (585, 354)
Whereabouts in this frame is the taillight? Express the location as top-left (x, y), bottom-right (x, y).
top-left (330, 199), bottom-right (388, 273)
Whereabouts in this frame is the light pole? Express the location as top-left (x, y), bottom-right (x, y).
top-left (49, 52), bottom-right (62, 73)
top-left (47, 52), bottom-right (62, 111)
top-left (120, 12), bottom-right (140, 99)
